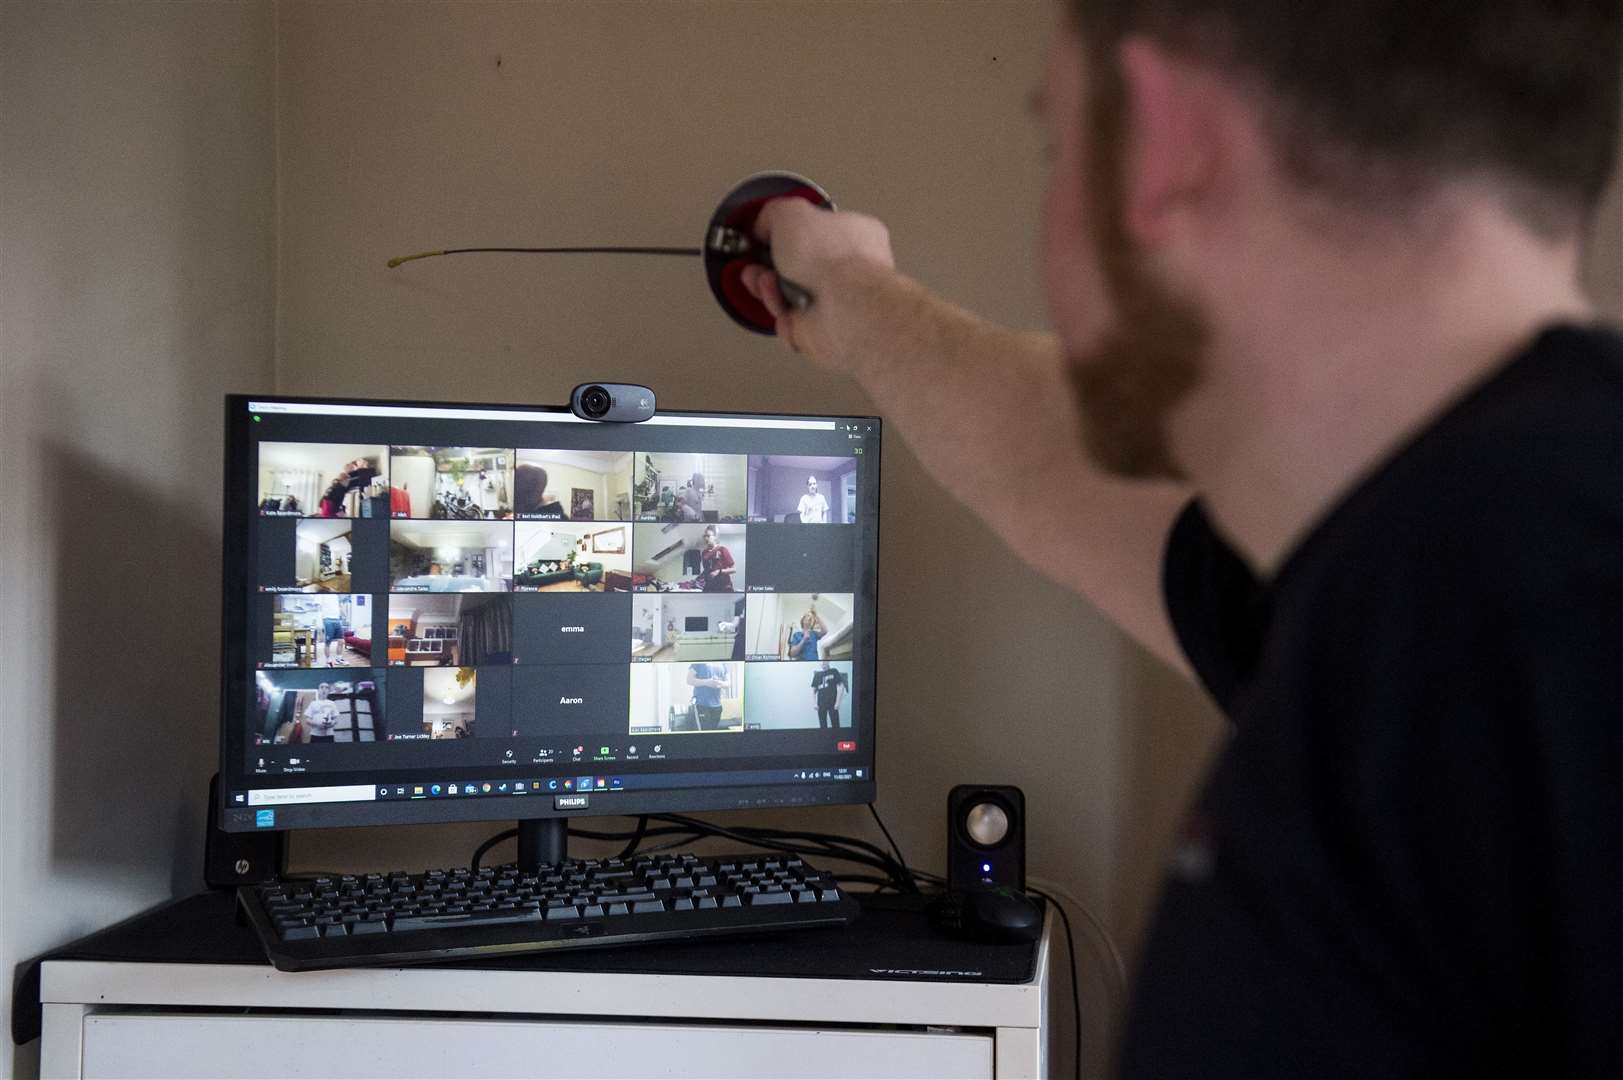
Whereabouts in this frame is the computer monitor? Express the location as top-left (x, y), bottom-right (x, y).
top-left (217, 394), bottom-right (879, 866)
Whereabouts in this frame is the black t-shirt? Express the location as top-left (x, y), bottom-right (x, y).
top-left (1120, 325), bottom-right (1623, 1079)
top-left (812, 668), bottom-right (848, 702)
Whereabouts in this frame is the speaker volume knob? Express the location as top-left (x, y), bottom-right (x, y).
top-left (966, 803), bottom-right (1010, 846)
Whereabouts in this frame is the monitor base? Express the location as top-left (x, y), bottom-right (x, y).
top-left (517, 817), bottom-right (567, 871)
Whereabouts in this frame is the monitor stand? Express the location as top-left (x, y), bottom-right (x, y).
top-left (516, 818), bottom-right (567, 872)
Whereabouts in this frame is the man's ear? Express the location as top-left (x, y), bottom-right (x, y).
top-left (1118, 38), bottom-right (1221, 246)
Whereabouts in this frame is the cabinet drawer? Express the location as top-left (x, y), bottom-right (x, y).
top-left (82, 1013), bottom-right (994, 1079)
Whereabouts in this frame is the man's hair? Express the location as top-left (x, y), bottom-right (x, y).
top-left (1074, 0), bottom-right (1622, 232)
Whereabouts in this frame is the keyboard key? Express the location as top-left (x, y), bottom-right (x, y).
top-left (545, 905), bottom-right (583, 922)
top-left (392, 908), bottom-right (542, 934)
top-left (748, 891), bottom-right (795, 906)
top-left (631, 900), bottom-right (665, 914)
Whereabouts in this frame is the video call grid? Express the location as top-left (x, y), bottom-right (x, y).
top-left (249, 440), bottom-right (865, 758)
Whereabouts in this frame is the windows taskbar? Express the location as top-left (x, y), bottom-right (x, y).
top-left (230, 765), bottom-right (868, 811)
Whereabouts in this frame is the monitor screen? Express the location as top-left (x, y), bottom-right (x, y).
top-left (217, 395), bottom-right (879, 832)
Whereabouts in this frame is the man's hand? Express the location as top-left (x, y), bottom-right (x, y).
top-left (739, 199), bottom-right (895, 365)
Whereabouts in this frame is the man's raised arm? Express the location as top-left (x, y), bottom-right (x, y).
top-left (742, 200), bottom-right (1193, 675)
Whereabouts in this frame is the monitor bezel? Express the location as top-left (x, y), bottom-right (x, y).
top-left (217, 392), bottom-right (881, 832)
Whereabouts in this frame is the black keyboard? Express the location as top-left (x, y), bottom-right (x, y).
top-left (240, 852), bottom-right (860, 971)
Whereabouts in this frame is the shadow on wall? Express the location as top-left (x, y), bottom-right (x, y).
top-left (44, 441), bottom-right (220, 898)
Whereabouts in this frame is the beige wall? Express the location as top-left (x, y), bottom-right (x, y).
top-left (272, 2), bottom-right (1121, 1072)
top-left (0, 4), bottom-right (276, 1078)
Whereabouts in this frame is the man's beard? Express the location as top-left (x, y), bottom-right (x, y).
top-left (1067, 59), bottom-right (1207, 482)
top-left (1068, 279), bottom-right (1205, 480)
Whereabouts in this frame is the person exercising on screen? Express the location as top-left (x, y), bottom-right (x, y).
top-left (796, 476), bottom-right (829, 523)
top-left (698, 525), bottom-right (735, 592)
top-left (737, 2), bottom-right (1623, 1074)
top-left (686, 662), bottom-right (728, 731)
top-left (810, 661), bottom-right (847, 729)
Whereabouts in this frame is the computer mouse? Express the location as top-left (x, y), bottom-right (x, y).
top-left (933, 886), bottom-right (1044, 944)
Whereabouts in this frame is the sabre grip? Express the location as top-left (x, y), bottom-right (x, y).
top-left (759, 250), bottom-right (814, 313)
top-left (778, 278), bottom-right (813, 311)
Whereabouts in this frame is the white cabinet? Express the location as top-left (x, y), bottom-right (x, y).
top-left (40, 918), bottom-right (1051, 1079)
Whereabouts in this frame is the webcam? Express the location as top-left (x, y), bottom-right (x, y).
top-left (570, 383), bottom-right (656, 423)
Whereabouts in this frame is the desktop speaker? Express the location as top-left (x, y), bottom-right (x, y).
top-left (205, 773), bottom-right (286, 889)
top-left (946, 785), bottom-right (1026, 892)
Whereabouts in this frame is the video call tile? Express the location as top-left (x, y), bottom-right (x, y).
top-left (390, 664), bottom-right (512, 741)
top-left (257, 516), bottom-right (388, 594)
top-left (744, 524), bottom-right (856, 593)
top-left (512, 592), bottom-right (633, 665)
top-left (511, 664), bottom-right (631, 739)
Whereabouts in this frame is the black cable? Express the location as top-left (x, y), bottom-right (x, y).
top-left (638, 831), bottom-right (710, 854)
top-left (565, 823), bottom-right (702, 843)
top-left (387, 246), bottom-right (701, 268)
top-left (726, 826), bottom-right (898, 870)
top-left (830, 873), bottom-right (895, 890)
top-left (469, 822), bottom-right (701, 870)
top-left (867, 803), bottom-right (921, 893)
top-left (650, 814), bottom-right (908, 886)
top-left (617, 815), bottom-right (649, 860)
top-left (1025, 885), bottom-right (1083, 1080)
top-left (469, 816), bottom-right (909, 883)
top-left (655, 816), bottom-right (902, 873)
top-left (470, 827), bottom-right (517, 872)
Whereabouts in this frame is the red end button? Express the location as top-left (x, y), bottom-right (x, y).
top-left (837, 741), bottom-right (857, 752)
